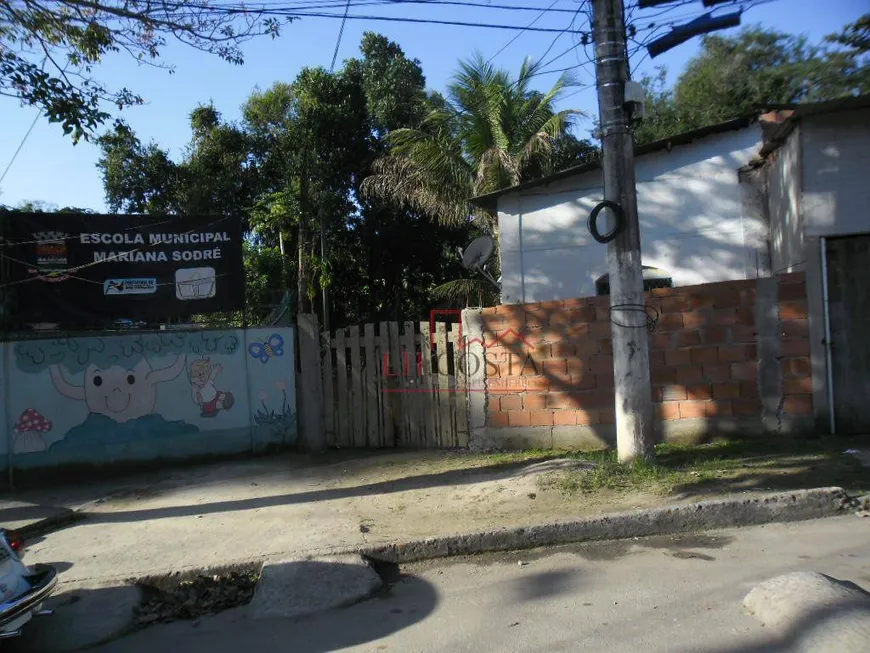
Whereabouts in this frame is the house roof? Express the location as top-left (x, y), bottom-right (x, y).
top-left (469, 115), bottom-right (756, 210)
top-left (757, 93), bottom-right (870, 158)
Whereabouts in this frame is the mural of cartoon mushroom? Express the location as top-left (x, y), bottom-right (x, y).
top-left (13, 408), bottom-right (52, 454)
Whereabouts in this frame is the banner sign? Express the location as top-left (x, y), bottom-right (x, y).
top-left (3, 214), bottom-right (245, 323)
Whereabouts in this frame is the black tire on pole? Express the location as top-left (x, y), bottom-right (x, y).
top-left (588, 200), bottom-right (625, 244)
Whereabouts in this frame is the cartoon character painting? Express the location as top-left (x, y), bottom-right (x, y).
top-left (49, 355), bottom-right (187, 423)
top-left (188, 359), bottom-right (235, 418)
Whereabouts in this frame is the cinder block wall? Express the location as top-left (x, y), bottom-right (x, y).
top-left (472, 273), bottom-right (812, 449)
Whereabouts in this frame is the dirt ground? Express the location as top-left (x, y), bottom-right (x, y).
top-left (7, 439), bottom-right (869, 587)
top-left (13, 452), bottom-right (663, 585)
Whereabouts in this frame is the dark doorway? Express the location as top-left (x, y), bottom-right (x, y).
top-left (825, 234), bottom-right (870, 433)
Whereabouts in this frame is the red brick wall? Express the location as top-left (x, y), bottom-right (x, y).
top-left (480, 273), bottom-right (812, 430)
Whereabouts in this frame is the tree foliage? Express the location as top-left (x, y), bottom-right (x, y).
top-left (361, 54), bottom-right (594, 304)
top-left (362, 54), bottom-right (588, 232)
top-left (1, 0), bottom-right (283, 141)
top-left (634, 22), bottom-right (870, 144)
top-left (96, 32), bottom-right (475, 327)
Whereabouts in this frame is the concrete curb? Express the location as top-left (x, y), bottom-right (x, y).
top-left (354, 487), bottom-right (852, 563)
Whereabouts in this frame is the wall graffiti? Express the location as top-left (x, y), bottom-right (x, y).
top-left (254, 380), bottom-right (295, 442)
top-left (3, 327), bottom-right (297, 471)
top-left (188, 359), bottom-right (234, 418)
top-left (49, 354), bottom-right (187, 423)
top-left (248, 333), bottom-right (284, 364)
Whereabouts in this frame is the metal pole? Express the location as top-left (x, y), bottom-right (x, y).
top-left (591, 0), bottom-right (654, 461)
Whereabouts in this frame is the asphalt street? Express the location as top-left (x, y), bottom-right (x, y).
top-left (94, 516), bottom-right (870, 653)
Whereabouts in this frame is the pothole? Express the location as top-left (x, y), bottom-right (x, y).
top-left (131, 563), bottom-right (261, 627)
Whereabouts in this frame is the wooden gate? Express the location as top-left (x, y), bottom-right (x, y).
top-left (320, 321), bottom-right (469, 448)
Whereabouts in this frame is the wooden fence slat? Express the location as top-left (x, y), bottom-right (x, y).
top-left (378, 322), bottom-right (394, 447)
top-left (429, 322), bottom-right (445, 449)
top-left (450, 323), bottom-right (469, 447)
top-left (446, 324), bottom-right (458, 448)
top-left (334, 329), bottom-right (350, 447)
top-left (363, 323), bottom-right (378, 448)
top-left (348, 326), bottom-right (365, 448)
top-left (388, 322), bottom-right (404, 447)
top-left (434, 322), bottom-right (451, 448)
top-left (324, 319), bottom-right (471, 452)
top-left (321, 330), bottom-right (335, 447)
top-left (401, 321), bottom-right (419, 448)
top-left (418, 323), bottom-right (438, 448)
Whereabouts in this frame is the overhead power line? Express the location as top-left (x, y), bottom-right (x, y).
top-left (179, 1), bottom-right (592, 32)
top-left (0, 112), bottom-right (41, 187)
top-left (329, 0), bottom-right (353, 70)
top-left (214, 0), bottom-right (588, 13)
top-left (254, 9), bottom-right (589, 32)
top-left (486, 0), bottom-right (562, 64)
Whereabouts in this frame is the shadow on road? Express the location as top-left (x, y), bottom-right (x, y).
top-left (507, 568), bottom-right (583, 603)
top-left (92, 572), bottom-right (440, 653)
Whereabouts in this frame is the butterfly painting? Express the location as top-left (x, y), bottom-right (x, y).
top-left (248, 333), bottom-right (285, 364)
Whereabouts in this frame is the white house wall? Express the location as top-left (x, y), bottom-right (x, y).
top-left (801, 108), bottom-right (870, 238)
top-left (767, 126), bottom-right (805, 274)
top-left (498, 125), bottom-right (764, 304)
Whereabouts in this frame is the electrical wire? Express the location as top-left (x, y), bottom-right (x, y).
top-left (486, 0), bottom-right (561, 64)
top-left (0, 57), bottom-right (50, 186)
top-left (0, 112), bottom-right (40, 187)
top-left (536, 2), bottom-right (588, 66)
top-left (170, 0), bottom-right (593, 32)
top-left (329, 0), bottom-right (352, 70)
top-left (262, 10), bottom-right (588, 32)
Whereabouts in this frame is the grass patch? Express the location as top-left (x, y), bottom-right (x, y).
top-left (534, 436), bottom-right (870, 498)
top-left (537, 450), bottom-right (701, 496)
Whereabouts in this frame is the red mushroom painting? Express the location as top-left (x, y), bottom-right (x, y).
top-left (13, 408), bottom-right (52, 454)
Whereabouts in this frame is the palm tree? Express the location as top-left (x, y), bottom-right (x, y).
top-left (361, 54), bottom-right (584, 304)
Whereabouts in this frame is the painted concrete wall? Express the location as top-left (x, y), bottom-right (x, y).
top-left (497, 124), bottom-right (764, 304)
top-left (767, 126), bottom-right (806, 274)
top-left (2, 327), bottom-right (297, 472)
top-left (801, 108), bottom-right (870, 238)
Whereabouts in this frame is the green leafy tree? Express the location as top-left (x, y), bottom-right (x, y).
top-left (97, 123), bottom-right (182, 214)
top-left (634, 22), bottom-right (870, 144)
top-left (827, 13), bottom-right (869, 55)
top-left (362, 54), bottom-right (586, 304)
top-left (0, 1), bottom-right (283, 141)
top-left (96, 32), bottom-right (475, 326)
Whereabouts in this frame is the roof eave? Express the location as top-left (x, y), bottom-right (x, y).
top-left (469, 115), bottom-right (756, 208)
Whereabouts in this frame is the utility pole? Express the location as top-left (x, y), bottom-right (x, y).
top-left (591, 0), bottom-right (654, 462)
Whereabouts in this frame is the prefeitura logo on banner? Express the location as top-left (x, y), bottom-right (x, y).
top-left (103, 279), bottom-right (158, 295)
top-left (31, 231), bottom-right (70, 282)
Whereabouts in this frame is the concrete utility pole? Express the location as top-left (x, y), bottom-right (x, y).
top-left (591, 0), bottom-right (654, 461)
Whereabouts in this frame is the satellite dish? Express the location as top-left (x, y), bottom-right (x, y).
top-left (461, 235), bottom-right (495, 270)
top-left (458, 235), bottom-right (499, 290)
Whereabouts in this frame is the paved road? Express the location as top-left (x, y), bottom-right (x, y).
top-left (95, 516), bottom-right (870, 653)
